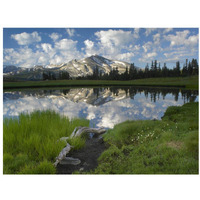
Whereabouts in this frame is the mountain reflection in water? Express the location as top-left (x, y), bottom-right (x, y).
top-left (3, 87), bottom-right (198, 128)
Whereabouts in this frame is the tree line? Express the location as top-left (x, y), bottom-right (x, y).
top-left (80, 58), bottom-right (198, 81)
top-left (42, 71), bottom-right (70, 80)
top-left (43, 58), bottom-right (198, 81)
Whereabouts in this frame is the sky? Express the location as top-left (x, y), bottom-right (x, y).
top-left (3, 28), bottom-right (199, 69)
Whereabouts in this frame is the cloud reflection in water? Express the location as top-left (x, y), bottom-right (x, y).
top-left (3, 87), bottom-right (198, 128)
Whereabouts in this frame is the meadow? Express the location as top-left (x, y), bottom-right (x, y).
top-left (3, 102), bottom-right (199, 174)
top-left (3, 75), bottom-right (198, 90)
top-left (90, 102), bottom-right (199, 174)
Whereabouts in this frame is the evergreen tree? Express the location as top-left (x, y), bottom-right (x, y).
top-left (175, 61), bottom-right (181, 76)
top-left (192, 59), bottom-right (198, 75)
top-left (188, 61), bottom-right (193, 76)
top-left (129, 63), bottom-right (137, 80)
top-left (144, 63), bottom-right (150, 78)
top-left (162, 63), bottom-right (168, 77)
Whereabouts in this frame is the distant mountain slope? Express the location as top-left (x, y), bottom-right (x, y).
top-left (55, 55), bottom-right (132, 77)
top-left (3, 65), bottom-right (20, 73)
top-left (3, 55), bottom-right (137, 80)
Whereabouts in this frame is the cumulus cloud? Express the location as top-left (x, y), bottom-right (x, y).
top-left (41, 43), bottom-right (53, 53)
top-left (133, 28), bottom-right (140, 38)
top-left (95, 29), bottom-right (133, 48)
top-left (4, 28), bottom-right (198, 68)
top-left (93, 29), bottom-right (138, 62)
top-left (147, 52), bottom-right (157, 58)
top-left (153, 33), bottom-right (161, 45)
top-left (185, 34), bottom-right (199, 46)
top-left (4, 37), bottom-right (83, 67)
top-left (54, 38), bottom-right (77, 50)
top-left (66, 28), bottom-right (75, 37)
top-left (139, 51), bottom-right (157, 63)
top-left (164, 30), bottom-right (198, 47)
top-left (117, 52), bottom-right (134, 62)
top-left (162, 30), bottom-right (199, 62)
top-left (144, 28), bottom-right (158, 36)
top-left (142, 41), bottom-right (152, 53)
top-left (84, 39), bottom-right (96, 56)
top-left (49, 32), bottom-right (61, 41)
top-left (163, 28), bottom-right (173, 34)
top-left (3, 46), bottom-right (40, 67)
top-left (11, 31), bottom-right (41, 45)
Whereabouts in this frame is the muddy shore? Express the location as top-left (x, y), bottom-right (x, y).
top-left (56, 136), bottom-right (107, 174)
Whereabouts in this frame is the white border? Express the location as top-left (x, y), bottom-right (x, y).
top-left (1, 1), bottom-right (199, 200)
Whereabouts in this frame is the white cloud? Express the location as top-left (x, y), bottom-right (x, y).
top-left (142, 41), bottom-right (152, 53)
top-left (66, 28), bottom-right (75, 37)
top-left (139, 51), bottom-right (157, 63)
top-left (133, 28), bottom-right (140, 38)
top-left (153, 33), bottom-right (160, 45)
top-left (185, 34), bottom-right (199, 46)
top-left (84, 39), bottom-right (96, 56)
top-left (41, 43), bottom-right (53, 53)
top-left (11, 31), bottom-right (41, 45)
top-left (133, 44), bottom-right (140, 51)
top-left (162, 30), bottom-right (199, 62)
top-left (144, 28), bottom-right (157, 36)
top-left (164, 30), bottom-right (195, 46)
top-left (163, 28), bottom-right (173, 34)
top-left (117, 52), bottom-right (134, 62)
top-left (84, 39), bottom-right (94, 49)
top-left (95, 29), bottom-right (133, 48)
top-left (54, 38), bottom-right (77, 50)
top-left (49, 32), bottom-right (61, 41)
top-left (147, 52), bottom-right (157, 58)
top-left (4, 47), bottom-right (38, 67)
top-left (4, 37), bottom-right (83, 67)
top-left (93, 29), bottom-right (137, 62)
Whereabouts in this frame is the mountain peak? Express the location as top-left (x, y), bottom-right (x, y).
top-left (4, 55), bottom-right (135, 80)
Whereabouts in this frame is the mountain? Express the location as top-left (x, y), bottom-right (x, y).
top-left (58, 55), bottom-right (132, 77)
top-left (3, 65), bottom-right (21, 74)
top-left (3, 55), bottom-right (136, 80)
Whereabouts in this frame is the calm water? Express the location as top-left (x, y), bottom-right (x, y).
top-left (3, 87), bottom-right (198, 128)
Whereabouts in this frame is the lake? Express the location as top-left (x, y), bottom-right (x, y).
top-left (3, 86), bottom-right (198, 128)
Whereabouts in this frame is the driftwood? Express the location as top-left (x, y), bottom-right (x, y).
top-left (54, 143), bottom-right (72, 167)
top-left (59, 157), bottom-right (81, 165)
top-left (70, 126), bottom-right (107, 138)
top-left (54, 126), bottom-right (106, 167)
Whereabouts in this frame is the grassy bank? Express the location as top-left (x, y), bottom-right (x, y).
top-left (3, 110), bottom-right (89, 174)
top-left (3, 76), bottom-right (198, 90)
top-left (3, 102), bottom-right (199, 174)
top-left (89, 102), bottom-right (198, 174)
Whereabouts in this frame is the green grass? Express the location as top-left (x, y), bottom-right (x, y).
top-left (3, 76), bottom-right (198, 90)
top-left (3, 110), bottom-right (89, 174)
top-left (3, 101), bottom-right (199, 174)
top-left (90, 102), bottom-right (199, 174)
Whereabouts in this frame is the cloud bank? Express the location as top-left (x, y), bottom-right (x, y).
top-left (4, 28), bottom-right (199, 68)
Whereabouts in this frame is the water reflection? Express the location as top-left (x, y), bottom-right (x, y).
top-left (3, 87), bottom-right (198, 128)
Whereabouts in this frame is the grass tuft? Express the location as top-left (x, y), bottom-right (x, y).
top-left (3, 110), bottom-right (89, 174)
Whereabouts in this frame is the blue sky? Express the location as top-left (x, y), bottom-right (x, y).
top-left (3, 28), bottom-right (199, 69)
